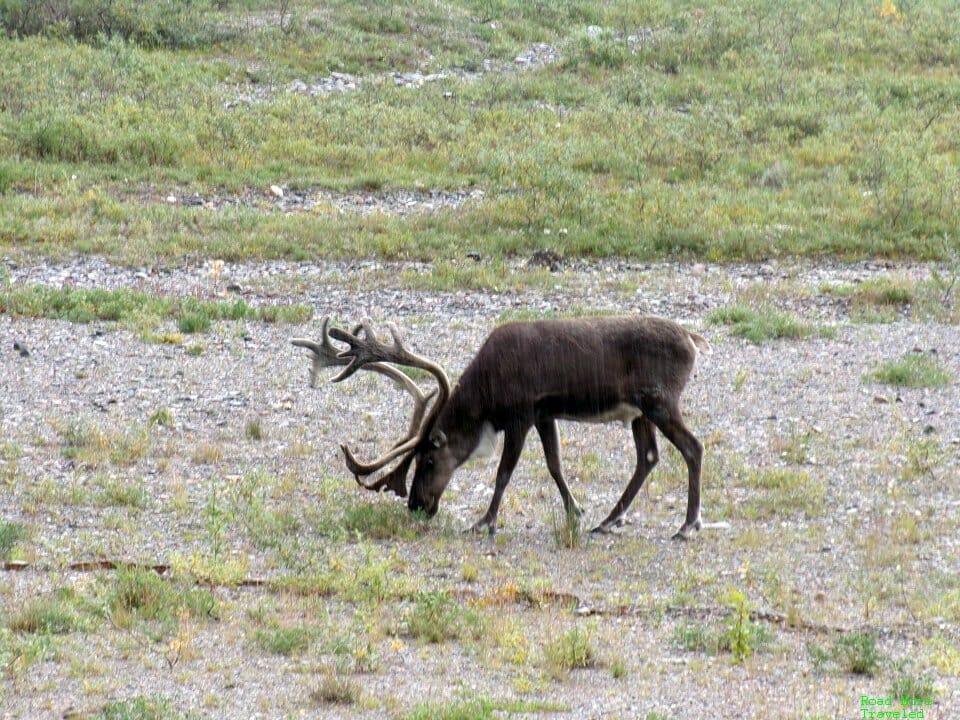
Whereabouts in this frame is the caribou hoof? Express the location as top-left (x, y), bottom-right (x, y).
top-left (590, 517), bottom-right (624, 534)
top-left (467, 517), bottom-right (497, 536)
top-left (671, 519), bottom-right (702, 541)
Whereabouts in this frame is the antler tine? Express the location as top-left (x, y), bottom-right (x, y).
top-left (291, 318), bottom-right (342, 387)
top-left (348, 451), bottom-right (415, 497)
top-left (329, 321), bottom-right (451, 400)
top-left (291, 318), bottom-right (428, 400)
top-left (341, 437), bottom-right (418, 477)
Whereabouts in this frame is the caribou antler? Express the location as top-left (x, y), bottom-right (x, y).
top-left (292, 317), bottom-right (435, 444)
top-left (291, 317), bottom-right (449, 496)
top-left (328, 320), bottom-right (450, 481)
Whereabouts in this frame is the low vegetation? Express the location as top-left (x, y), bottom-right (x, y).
top-left (551, 506), bottom-right (583, 549)
top-left (1, 1), bottom-right (958, 265)
top-left (706, 305), bottom-right (831, 343)
top-left (0, 284), bottom-right (312, 334)
top-left (253, 625), bottom-right (317, 657)
top-left (868, 353), bottom-right (954, 388)
top-left (311, 674), bottom-right (362, 706)
top-left (402, 697), bottom-right (565, 720)
top-left (7, 590), bottom-right (90, 635)
top-left (543, 626), bottom-right (597, 677)
top-left (740, 467), bottom-right (826, 520)
top-left (107, 566), bottom-right (217, 630)
top-left (810, 632), bottom-right (885, 677)
top-left (405, 590), bottom-right (486, 644)
top-left (97, 695), bottom-right (185, 720)
top-left (0, 520), bottom-right (25, 560)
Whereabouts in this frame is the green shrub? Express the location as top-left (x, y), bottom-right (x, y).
top-left (109, 567), bottom-right (216, 624)
top-left (810, 632), bottom-right (884, 677)
top-left (891, 671), bottom-right (936, 700)
top-left (342, 501), bottom-right (420, 540)
top-left (832, 633), bottom-right (883, 676)
top-left (552, 506), bottom-right (583, 549)
top-left (177, 312), bottom-right (212, 334)
top-left (565, 31), bottom-right (629, 70)
top-left (311, 675), bottom-right (361, 706)
top-left (0, 162), bottom-right (15, 194)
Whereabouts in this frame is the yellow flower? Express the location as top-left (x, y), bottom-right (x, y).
top-left (880, 0), bottom-right (902, 20)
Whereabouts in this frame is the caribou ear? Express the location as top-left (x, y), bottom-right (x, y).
top-left (430, 430), bottom-right (447, 448)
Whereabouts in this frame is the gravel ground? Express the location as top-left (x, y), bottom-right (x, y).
top-left (1, 258), bottom-right (959, 719)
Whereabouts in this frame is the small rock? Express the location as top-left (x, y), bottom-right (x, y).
top-left (13, 341), bottom-right (29, 357)
top-left (527, 248), bottom-right (563, 271)
top-left (269, 185), bottom-right (284, 198)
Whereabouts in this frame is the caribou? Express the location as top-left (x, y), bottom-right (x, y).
top-left (292, 315), bottom-right (709, 539)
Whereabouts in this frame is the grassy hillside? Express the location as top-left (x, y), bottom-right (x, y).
top-left (1, 0), bottom-right (958, 264)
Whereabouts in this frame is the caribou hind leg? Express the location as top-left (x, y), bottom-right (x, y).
top-left (592, 416), bottom-right (658, 534)
top-left (644, 401), bottom-right (703, 540)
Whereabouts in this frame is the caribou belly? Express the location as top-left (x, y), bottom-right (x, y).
top-left (556, 402), bottom-right (643, 426)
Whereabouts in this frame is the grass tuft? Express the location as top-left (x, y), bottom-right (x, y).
top-left (253, 626), bottom-right (317, 657)
top-left (706, 305), bottom-right (830, 343)
top-left (405, 591), bottom-right (485, 644)
top-left (311, 675), bottom-right (361, 706)
top-left (810, 632), bottom-right (884, 676)
top-left (7, 590), bottom-right (89, 635)
top-left (342, 501), bottom-right (421, 540)
top-left (109, 567), bottom-right (216, 626)
top-left (0, 520), bottom-right (26, 560)
top-left (0, 285), bottom-right (311, 334)
top-left (97, 695), bottom-right (184, 720)
top-left (868, 353), bottom-right (953, 388)
top-left (544, 626), bottom-right (596, 677)
top-left (551, 506), bottom-right (583, 549)
top-left (741, 467), bottom-right (826, 519)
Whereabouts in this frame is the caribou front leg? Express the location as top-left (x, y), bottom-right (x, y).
top-left (469, 424), bottom-right (528, 535)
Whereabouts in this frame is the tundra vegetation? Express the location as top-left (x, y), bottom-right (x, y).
top-left (1, 1), bottom-right (959, 718)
